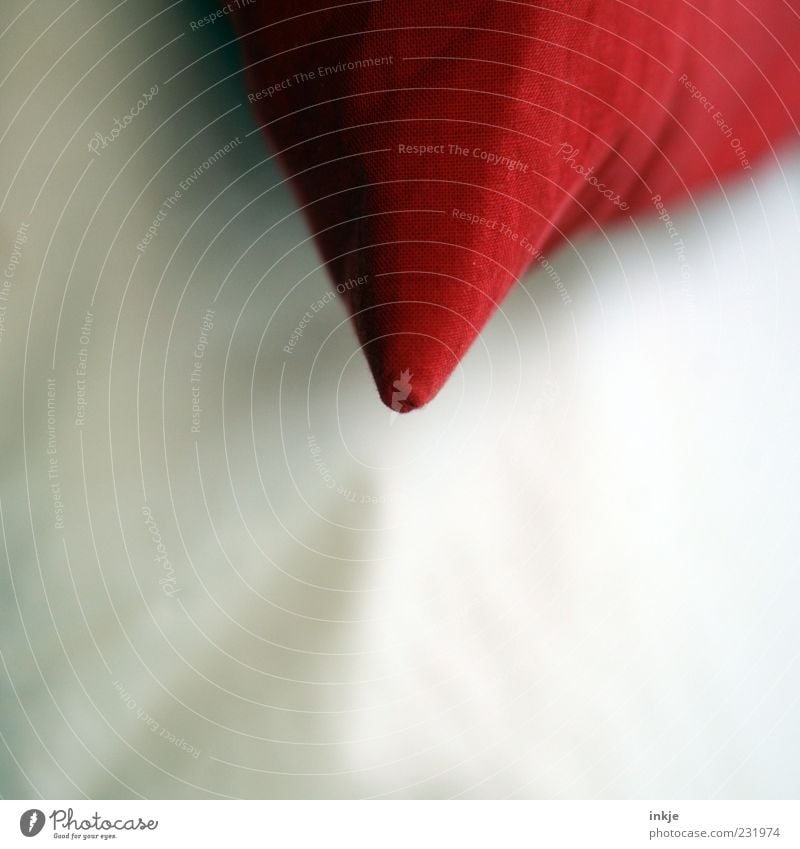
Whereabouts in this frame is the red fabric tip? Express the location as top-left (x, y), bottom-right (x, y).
top-left (229, 1), bottom-right (800, 411)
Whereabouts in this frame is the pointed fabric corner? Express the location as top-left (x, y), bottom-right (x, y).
top-left (229, 0), bottom-right (800, 411)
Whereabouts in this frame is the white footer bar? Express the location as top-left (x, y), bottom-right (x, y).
top-left (2, 800), bottom-right (798, 848)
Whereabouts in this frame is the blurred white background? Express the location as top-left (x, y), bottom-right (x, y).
top-left (0, 0), bottom-right (798, 799)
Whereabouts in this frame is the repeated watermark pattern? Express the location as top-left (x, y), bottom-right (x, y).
top-left (249, 56), bottom-right (394, 102)
top-left (397, 142), bottom-right (529, 173)
top-left (189, 0), bottom-right (256, 31)
top-left (136, 137), bottom-right (242, 253)
top-left (307, 433), bottom-right (384, 504)
top-left (190, 308), bottom-right (215, 434)
top-left (453, 208), bottom-right (572, 305)
top-left (74, 311), bottom-right (93, 427)
top-left (283, 274), bottom-right (369, 355)
top-left (114, 679), bottom-right (200, 759)
top-left (46, 378), bottom-right (65, 531)
top-left (87, 85), bottom-right (159, 157)
top-left (554, 143), bottom-right (630, 210)
top-left (678, 73), bottom-right (752, 169)
top-left (390, 369), bottom-right (413, 412)
top-left (0, 221), bottom-right (29, 344)
top-left (141, 505), bottom-right (180, 597)
top-left (651, 193), bottom-right (695, 321)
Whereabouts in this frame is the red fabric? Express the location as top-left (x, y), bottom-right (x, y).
top-left (229, 1), bottom-right (800, 411)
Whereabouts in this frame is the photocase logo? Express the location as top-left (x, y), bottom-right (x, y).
top-left (19, 809), bottom-right (45, 837)
top-left (389, 368), bottom-right (413, 423)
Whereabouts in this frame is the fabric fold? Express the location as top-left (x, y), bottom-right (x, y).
top-left (230, 0), bottom-right (800, 410)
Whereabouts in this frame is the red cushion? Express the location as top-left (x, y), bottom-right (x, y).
top-left (229, 1), bottom-right (800, 411)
